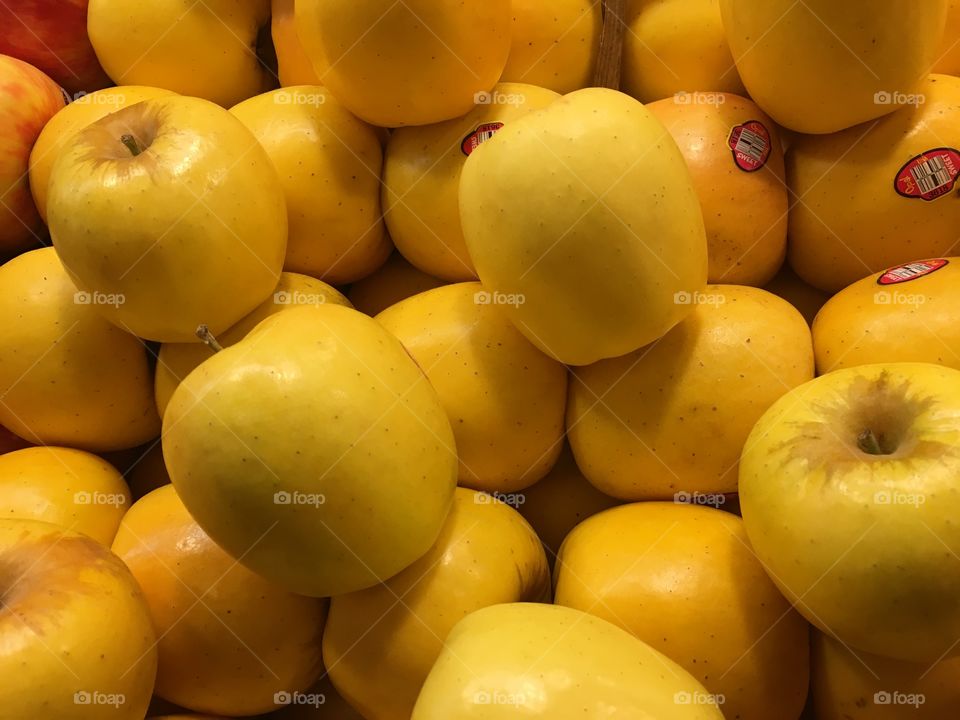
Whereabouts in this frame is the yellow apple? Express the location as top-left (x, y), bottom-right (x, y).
top-left (813, 258), bottom-right (960, 373)
top-left (0, 446), bottom-right (130, 544)
top-left (230, 87), bottom-right (390, 284)
top-left (163, 304), bottom-right (457, 597)
top-left (0, 248), bottom-right (159, 450)
top-left (721, 0), bottom-right (947, 133)
top-left (383, 82), bottom-right (559, 281)
top-left (29, 85), bottom-right (176, 222)
top-left (154, 271), bottom-right (351, 417)
top-left (0, 518), bottom-right (157, 718)
top-left (113, 485), bottom-right (326, 716)
top-left (296, 0), bottom-right (511, 126)
top-left (48, 95), bottom-right (287, 342)
top-left (623, 0), bottom-right (746, 102)
top-left (568, 285), bottom-right (813, 499)
top-left (412, 603), bottom-right (725, 719)
top-left (460, 87), bottom-right (707, 365)
top-left (0, 54), bottom-right (64, 258)
top-left (811, 630), bottom-right (960, 719)
top-left (348, 251), bottom-right (447, 316)
top-left (87, 0), bottom-right (275, 106)
top-left (740, 362), bottom-right (960, 663)
top-left (323, 488), bottom-right (549, 720)
top-left (555, 502), bottom-right (810, 720)
top-left (376, 282), bottom-right (567, 492)
top-left (500, 0), bottom-right (600, 93)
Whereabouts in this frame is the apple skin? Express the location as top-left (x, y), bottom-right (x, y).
top-left (0, 518), bottom-right (158, 719)
top-left (47, 95), bottom-right (288, 342)
top-left (739, 362), bottom-right (960, 664)
top-left (0, 0), bottom-right (111, 94)
top-left (0, 54), bottom-right (64, 259)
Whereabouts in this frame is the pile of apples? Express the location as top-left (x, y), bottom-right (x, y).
top-left (3, 0), bottom-right (960, 718)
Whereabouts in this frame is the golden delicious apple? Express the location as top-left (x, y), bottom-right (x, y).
top-left (740, 362), bottom-right (960, 663)
top-left (113, 485), bottom-right (326, 716)
top-left (569, 285), bottom-right (813, 499)
top-left (623, 0), bottom-right (745, 102)
top-left (384, 82), bottom-right (559, 281)
top-left (295, 0), bottom-right (511, 126)
top-left (29, 85), bottom-right (176, 222)
top-left (376, 282), bottom-right (567, 492)
top-left (811, 630), bottom-right (960, 719)
top-left (0, 518), bottom-right (157, 719)
top-left (0, 446), bottom-right (130, 544)
top-left (412, 603), bottom-right (725, 719)
top-left (230, 87), bottom-right (390, 284)
top-left (47, 95), bottom-right (287, 342)
top-left (787, 75), bottom-right (960, 293)
top-left (163, 304), bottom-right (458, 597)
top-left (500, 1), bottom-right (600, 94)
top-left (813, 258), bottom-right (960, 373)
top-left (87, 0), bottom-right (275, 106)
top-left (459, 87), bottom-right (707, 365)
top-left (0, 247), bottom-right (159, 450)
top-left (721, 0), bottom-right (947, 133)
top-left (271, 0), bottom-right (320, 86)
top-left (323, 488), bottom-right (550, 720)
top-left (0, 54), bottom-right (64, 257)
top-left (154, 271), bottom-right (351, 417)
top-left (555, 502), bottom-right (810, 720)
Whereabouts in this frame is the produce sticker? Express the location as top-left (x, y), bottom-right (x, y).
top-left (894, 148), bottom-right (960, 201)
top-left (876, 259), bottom-right (949, 285)
top-left (727, 120), bottom-right (771, 172)
top-left (461, 122), bottom-right (505, 156)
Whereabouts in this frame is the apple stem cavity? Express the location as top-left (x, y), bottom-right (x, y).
top-left (120, 134), bottom-right (144, 157)
top-left (857, 428), bottom-right (887, 456)
top-left (196, 325), bottom-right (224, 353)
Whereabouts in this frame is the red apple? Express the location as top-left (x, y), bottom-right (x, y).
top-left (0, 54), bottom-right (64, 258)
top-left (0, 0), bottom-right (111, 94)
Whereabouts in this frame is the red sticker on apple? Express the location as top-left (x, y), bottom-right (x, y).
top-left (877, 259), bottom-right (949, 285)
top-left (894, 148), bottom-right (960, 201)
top-left (461, 122), bottom-right (504, 157)
top-left (727, 120), bottom-right (771, 172)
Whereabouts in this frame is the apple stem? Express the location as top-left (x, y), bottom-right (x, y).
top-left (120, 134), bottom-right (143, 157)
top-left (196, 325), bottom-right (224, 353)
top-left (857, 429), bottom-right (884, 455)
